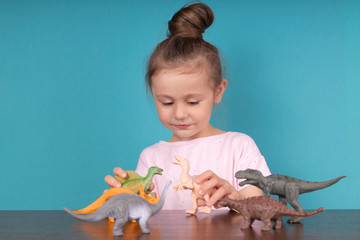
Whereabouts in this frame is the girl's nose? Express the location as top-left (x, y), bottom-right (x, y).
top-left (174, 103), bottom-right (187, 120)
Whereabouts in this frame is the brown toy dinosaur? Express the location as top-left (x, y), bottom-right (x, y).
top-left (219, 196), bottom-right (324, 231)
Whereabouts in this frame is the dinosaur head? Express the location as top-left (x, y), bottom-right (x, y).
top-left (218, 198), bottom-right (232, 208)
top-left (235, 169), bottom-right (264, 186)
top-left (148, 166), bottom-right (163, 176)
top-left (172, 155), bottom-right (190, 170)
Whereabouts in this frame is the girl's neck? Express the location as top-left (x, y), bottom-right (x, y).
top-left (168, 125), bottom-right (226, 142)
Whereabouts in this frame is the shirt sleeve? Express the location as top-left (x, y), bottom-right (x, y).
top-left (135, 150), bottom-right (150, 177)
top-left (234, 135), bottom-right (271, 191)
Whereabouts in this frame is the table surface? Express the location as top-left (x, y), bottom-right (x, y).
top-left (0, 209), bottom-right (359, 240)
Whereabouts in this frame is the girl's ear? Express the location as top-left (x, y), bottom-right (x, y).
top-left (214, 79), bottom-right (227, 104)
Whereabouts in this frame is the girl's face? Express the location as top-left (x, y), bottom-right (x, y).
top-left (151, 66), bottom-right (226, 142)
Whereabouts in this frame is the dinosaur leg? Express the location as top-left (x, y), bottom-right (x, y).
top-left (241, 216), bottom-right (253, 229)
top-left (279, 196), bottom-right (287, 206)
top-left (138, 213), bottom-right (151, 234)
top-left (112, 217), bottom-right (127, 236)
top-left (285, 184), bottom-right (303, 223)
top-left (199, 194), bottom-right (212, 214)
top-left (186, 192), bottom-right (198, 215)
top-left (274, 217), bottom-right (283, 229)
top-left (261, 218), bottom-right (272, 231)
top-left (278, 196), bottom-right (288, 226)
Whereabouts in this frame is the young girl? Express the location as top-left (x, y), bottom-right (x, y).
top-left (105, 3), bottom-right (270, 210)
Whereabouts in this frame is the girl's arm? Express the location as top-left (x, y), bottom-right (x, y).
top-left (237, 185), bottom-right (263, 198)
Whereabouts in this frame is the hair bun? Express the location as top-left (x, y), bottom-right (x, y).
top-left (168, 3), bottom-right (214, 39)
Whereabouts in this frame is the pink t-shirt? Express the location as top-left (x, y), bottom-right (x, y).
top-left (135, 132), bottom-right (271, 210)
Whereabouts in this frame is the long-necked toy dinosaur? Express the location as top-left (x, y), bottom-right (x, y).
top-left (65, 180), bottom-right (171, 236)
top-left (235, 169), bottom-right (345, 223)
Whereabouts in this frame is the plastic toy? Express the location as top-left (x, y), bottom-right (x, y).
top-left (64, 180), bottom-right (171, 237)
top-left (72, 184), bottom-right (160, 215)
top-left (235, 169), bottom-right (345, 223)
top-left (173, 155), bottom-right (212, 215)
top-left (114, 166), bottom-right (163, 196)
top-left (219, 196), bottom-right (324, 231)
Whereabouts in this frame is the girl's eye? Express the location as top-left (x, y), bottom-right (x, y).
top-left (162, 102), bottom-right (174, 106)
top-left (188, 101), bottom-right (199, 105)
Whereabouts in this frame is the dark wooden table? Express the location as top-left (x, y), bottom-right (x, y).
top-left (0, 210), bottom-right (359, 239)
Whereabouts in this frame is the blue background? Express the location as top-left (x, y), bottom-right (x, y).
top-left (1, 0), bottom-right (359, 210)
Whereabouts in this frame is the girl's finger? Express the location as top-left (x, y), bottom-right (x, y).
top-left (198, 177), bottom-right (219, 196)
top-left (104, 175), bottom-right (121, 188)
top-left (195, 170), bottom-right (214, 184)
top-left (113, 167), bottom-right (127, 178)
top-left (206, 186), bottom-right (227, 207)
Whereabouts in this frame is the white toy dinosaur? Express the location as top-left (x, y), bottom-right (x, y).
top-left (173, 155), bottom-right (212, 215)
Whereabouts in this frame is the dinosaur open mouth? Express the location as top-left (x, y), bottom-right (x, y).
top-left (156, 168), bottom-right (164, 175)
top-left (239, 180), bottom-right (257, 186)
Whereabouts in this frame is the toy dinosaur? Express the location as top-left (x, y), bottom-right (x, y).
top-left (64, 180), bottom-right (171, 236)
top-left (219, 196), bottom-right (324, 231)
top-left (235, 169), bottom-right (345, 223)
top-left (114, 166), bottom-right (163, 196)
top-left (173, 155), bottom-right (212, 215)
top-left (72, 184), bottom-right (160, 215)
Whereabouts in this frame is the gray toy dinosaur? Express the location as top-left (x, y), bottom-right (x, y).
top-left (235, 169), bottom-right (345, 223)
top-left (64, 180), bottom-right (171, 236)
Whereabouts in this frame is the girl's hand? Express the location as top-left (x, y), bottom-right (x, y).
top-left (104, 167), bottom-right (127, 188)
top-left (195, 170), bottom-right (241, 208)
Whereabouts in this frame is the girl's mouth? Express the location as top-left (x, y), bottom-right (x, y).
top-left (174, 124), bottom-right (191, 129)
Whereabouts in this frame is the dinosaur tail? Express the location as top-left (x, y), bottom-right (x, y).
top-left (300, 176), bottom-right (346, 193)
top-left (304, 207), bottom-right (325, 217)
top-left (281, 207), bottom-right (325, 218)
top-left (64, 206), bottom-right (109, 222)
top-left (151, 180), bottom-right (172, 215)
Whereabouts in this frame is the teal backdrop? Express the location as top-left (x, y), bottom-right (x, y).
top-left (1, 0), bottom-right (359, 210)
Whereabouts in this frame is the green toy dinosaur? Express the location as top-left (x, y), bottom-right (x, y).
top-left (114, 166), bottom-right (163, 195)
